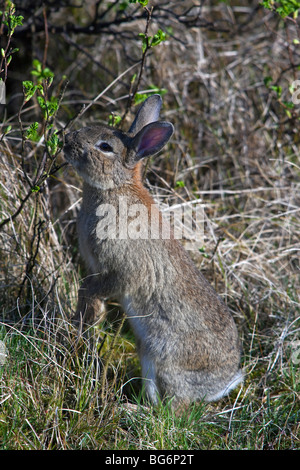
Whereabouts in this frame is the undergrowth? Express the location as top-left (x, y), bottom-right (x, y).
top-left (0, 0), bottom-right (299, 450)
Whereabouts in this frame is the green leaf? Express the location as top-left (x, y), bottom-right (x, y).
top-left (46, 133), bottom-right (62, 156)
top-left (108, 114), bottom-right (122, 127)
top-left (119, 1), bottom-right (129, 11)
top-left (22, 81), bottom-right (41, 102)
top-left (270, 85), bottom-right (282, 98)
top-left (31, 59), bottom-right (54, 85)
top-left (134, 88), bottom-right (168, 105)
top-left (263, 76), bottom-right (273, 87)
top-left (37, 95), bottom-right (59, 118)
top-left (282, 100), bottom-right (295, 109)
top-left (46, 96), bottom-right (59, 117)
top-left (134, 93), bottom-right (149, 105)
top-left (129, 0), bottom-right (148, 6)
top-left (285, 109), bottom-right (292, 118)
top-left (37, 95), bottom-right (46, 110)
top-left (5, 125), bottom-right (12, 133)
top-left (32, 59), bottom-right (42, 72)
top-left (260, 0), bottom-right (300, 18)
top-left (150, 29), bottom-right (167, 47)
top-left (25, 122), bottom-right (40, 141)
top-left (139, 29), bottom-right (167, 53)
top-left (139, 33), bottom-right (148, 53)
top-left (199, 246), bottom-right (209, 258)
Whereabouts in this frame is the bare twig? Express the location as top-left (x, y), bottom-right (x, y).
top-left (64, 62), bottom-right (140, 131)
top-left (120, 5), bottom-right (154, 126)
top-left (42, 6), bottom-right (49, 70)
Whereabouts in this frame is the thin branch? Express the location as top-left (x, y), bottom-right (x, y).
top-left (64, 62), bottom-right (140, 131)
top-left (0, 188), bottom-right (33, 230)
top-left (120, 6), bottom-right (153, 127)
top-left (42, 6), bottom-right (49, 70)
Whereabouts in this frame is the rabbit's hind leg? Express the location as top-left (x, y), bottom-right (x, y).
top-left (73, 275), bottom-right (107, 335)
top-left (140, 351), bottom-right (160, 406)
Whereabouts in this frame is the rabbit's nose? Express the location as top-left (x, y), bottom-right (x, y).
top-left (64, 132), bottom-right (78, 152)
top-left (65, 130), bottom-right (81, 146)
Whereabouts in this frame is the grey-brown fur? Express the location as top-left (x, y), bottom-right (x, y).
top-left (64, 95), bottom-right (243, 410)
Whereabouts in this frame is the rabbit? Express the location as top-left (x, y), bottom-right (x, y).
top-left (64, 94), bottom-right (243, 411)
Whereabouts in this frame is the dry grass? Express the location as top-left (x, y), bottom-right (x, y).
top-left (0, 1), bottom-right (299, 449)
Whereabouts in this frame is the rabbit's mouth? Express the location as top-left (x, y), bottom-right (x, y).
top-left (63, 131), bottom-right (81, 162)
top-left (63, 139), bottom-right (73, 162)
top-left (63, 141), bottom-right (82, 168)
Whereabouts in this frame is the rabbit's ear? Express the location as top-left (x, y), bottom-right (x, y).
top-left (127, 121), bottom-right (173, 165)
top-left (128, 95), bottom-right (163, 136)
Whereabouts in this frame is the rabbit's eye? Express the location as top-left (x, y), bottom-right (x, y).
top-left (96, 141), bottom-right (113, 153)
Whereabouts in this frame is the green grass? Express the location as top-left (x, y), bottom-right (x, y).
top-left (0, 315), bottom-right (298, 450)
top-left (0, 0), bottom-right (300, 450)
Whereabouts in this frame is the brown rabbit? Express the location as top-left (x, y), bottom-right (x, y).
top-left (64, 95), bottom-right (243, 410)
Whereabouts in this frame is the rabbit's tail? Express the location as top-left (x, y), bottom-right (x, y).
top-left (207, 370), bottom-right (244, 402)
